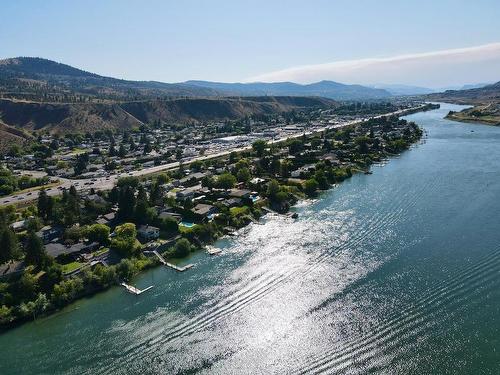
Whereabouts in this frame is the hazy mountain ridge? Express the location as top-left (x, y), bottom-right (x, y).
top-left (0, 57), bottom-right (221, 100)
top-left (184, 80), bottom-right (391, 100)
top-left (427, 81), bottom-right (500, 104)
top-left (0, 57), bottom-right (391, 101)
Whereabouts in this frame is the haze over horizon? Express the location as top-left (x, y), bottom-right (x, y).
top-left (1, 0), bottom-right (500, 88)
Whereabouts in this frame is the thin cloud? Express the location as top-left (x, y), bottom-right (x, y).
top-left (246, 42), bottom-right (500, 88)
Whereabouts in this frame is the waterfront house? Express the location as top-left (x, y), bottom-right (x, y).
top-left (221, 197), bottom-right (242, 208)
top-left (137, 225), bottom-right (160, 242)
top-left (191, 203), bottom-right (218, 220)
top-left (45, 241), bottom-right (100, 259)
top-left (291, 164), bottom-right (316, 178)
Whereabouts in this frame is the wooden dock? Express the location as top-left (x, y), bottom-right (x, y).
top-left (207, 247), bottom-right (222, 255)
top-left (120, 282), bottom-right (154, 295)
top-left (165, 262), bottom-right (194, 272)
top-left (144, 250), bottom-right (194, 272)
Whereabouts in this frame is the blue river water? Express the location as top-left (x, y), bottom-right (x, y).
top-left (1, 103), bottom-right (500, 374)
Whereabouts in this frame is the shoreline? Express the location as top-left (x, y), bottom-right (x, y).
top-left (0, 103), bottom-right (434, 333)
top-left (445, 112), bottom-right (500, 126)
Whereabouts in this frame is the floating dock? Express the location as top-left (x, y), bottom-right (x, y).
top-left (207, 247), bottom-right (222, 255)
top-left (121, 282), bottom-right (154, 295)
top-left (165, 262), bottom-right (194, 272)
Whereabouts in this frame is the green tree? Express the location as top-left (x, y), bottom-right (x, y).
top-left (252, 139), bottom-right (267, 157)
top-left (355, 136), bottom-right (370, 154)
top-left (156, 173), bottom-right (170, 185)
top-left (216, 173), bottom-right (236, 190)
top-left (87, 224), bottom-right (110, 245)
top-left (116, 259), bottom-right (138, 281)
top-left (111, 223), bottom-right (139, 257)
top-left (37, 189), bottom-right (49, 220)
top-left (118, 144), bottom-right (127, 157)
top-left (24, 232), bottom-right (47, 267)
top-left (0, 227), bottom-right (19, 263)
top-left (117, 186), bottom-right (136, 220)
top-left (267, 179), bottom-right (280, 199)
top-left (236, 167), bottom-right (251, 183)
top-left (304, 179), bottom-right (319, 197)
top-left (172, 238), bottom-right (192, 258)
top-left (288, 139), bottom-right (303, 155)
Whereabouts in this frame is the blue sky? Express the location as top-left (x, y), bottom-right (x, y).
top-left (1, 0), bottom-right (500, 87)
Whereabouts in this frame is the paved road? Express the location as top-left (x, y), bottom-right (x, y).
top-left (0, 106), bottom-right (424, 207)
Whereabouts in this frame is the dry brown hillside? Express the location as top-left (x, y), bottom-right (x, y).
top-left (0, 96), bottom-right (335, 135)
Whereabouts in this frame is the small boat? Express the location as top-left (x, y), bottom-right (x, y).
top-left (364, 171), bottom-right (373, 175)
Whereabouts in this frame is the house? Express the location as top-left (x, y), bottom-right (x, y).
top-left (228, 189), bottom-right (251, 199)
top-left (137, 225), bottom-right (160, 242)
top-left (176, 188), bottom-right (195, 200)
top-left (10, 220), bottom-right (27, 232)
top-left (176, 184), bottom-right (203, 201)
top-left (96, 212), bottom-right (117, 226)
top-left (85, 194), bottom-right (107, 205)
top-left (221, 197), bottom-right (242, 208)
top-left (46, 241), bottom-right (100, 259)
top-left (321, 153), bottom-right (340, 166)
top-left (249, 177), bottom-right (266, 185)
top-left (191, 203), bottom-right (217, 219)
top-left (291, 164), bottom-right (316, 178)
top-left (36, 225), bottom-right (62, 244)
top-left (0, 261), bottom-right (25, 280)
top-left (158, 210), bottom-right (182, 222)
top-left (179, 172), bottom-right (209, 186)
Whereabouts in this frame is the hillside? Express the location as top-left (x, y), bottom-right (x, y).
top-left (0, 96), bottom-right (335, 134)
top-left (427, 81), bottom-right (500, 104)
top-left (0, 121), bottom-right (32, 153)
top-left (427, 81), bottom-right (500, 125)
top-left (446, 103), bottom-right (500, 126)
top-left (0, 57), bottom-right (390, 102)
top-left (184, 80), bottom-right (391, 100)
top-left (0, 57), bottom-right (220, 101)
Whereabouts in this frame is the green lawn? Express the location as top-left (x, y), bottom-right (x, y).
top-left (92, 248), bottom-right (109, 257)
top-left (230, 206), bottom-right (250, 216)
top-left (179, 224), bottom-right (198, 233)
top-left (61, 261), bottom-right (85, 274)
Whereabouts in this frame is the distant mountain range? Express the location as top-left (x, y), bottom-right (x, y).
top-left (370, 84), bottom-right (436, 96)
top-left (0, 57), bottom-right (391, 101)
top-left (183, 80), bottom-right (391, 100)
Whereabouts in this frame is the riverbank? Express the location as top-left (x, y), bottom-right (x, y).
top-left (0, 104), bottom-right (433, 332)
top-left (4, 103), bottom-right (500, 374)
top-left (446, 103), bottom-right (500, 126)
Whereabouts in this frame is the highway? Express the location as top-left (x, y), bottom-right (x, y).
top-left (0, 105), bottom-right (425, 208)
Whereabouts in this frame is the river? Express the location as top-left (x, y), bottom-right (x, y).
top-left (1, 103), bottom-right (500, 374)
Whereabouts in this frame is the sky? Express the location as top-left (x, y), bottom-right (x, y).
top-left (1, 0), bottom-right (500, 88)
